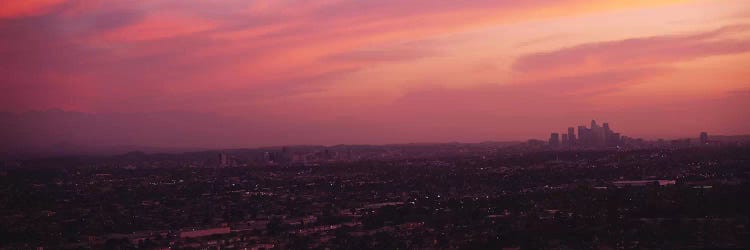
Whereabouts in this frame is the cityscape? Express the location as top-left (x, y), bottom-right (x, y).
top-left (1, 120), bottom-right (749, 249)
top-left (544, 120), bottom-right (714, 149)
top-left (2, 0), bottom-right (750, 249)
top-left (548, 120), bottom-right (623, 148)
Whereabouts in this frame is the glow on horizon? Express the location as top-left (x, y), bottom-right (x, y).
top-left (1, 0), bottom-right (749, 148)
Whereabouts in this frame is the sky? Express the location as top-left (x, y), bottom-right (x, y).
top-left (1, 0), bottom-right (749, 150)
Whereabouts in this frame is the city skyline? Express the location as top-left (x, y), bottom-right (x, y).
top-left (1, 109), bottom-right (746, 152)
top-left (2, 109), bottom-right (742, 156)
top-left (548, 120), bottom-right (624, 148)
top-left (3, 1), bottom-right (750, 248)
top-left (2, 0), bottom-right (750, 149)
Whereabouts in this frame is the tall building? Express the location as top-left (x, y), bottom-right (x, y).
top-left (562, 134), bottom-right (569, 145)
top-left (700, 132), bottom-right (708, 145)
top-left (602, 122), bottom-right (621, 146)
top-left (578, 126), bottom-right (590, 146)
top-left (549, 133), bottom-right (560, 147)
top-left (567, 127), bottom-right (576, 145)
top-left (554, 120), bottom-right (625, 148)
top-left (589, 120), bottom-right (606, 146)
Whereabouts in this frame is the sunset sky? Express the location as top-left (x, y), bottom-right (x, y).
top-left (1, 0), bottom-right (749, 149)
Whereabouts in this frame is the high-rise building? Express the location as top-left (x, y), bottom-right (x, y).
top-left (578, 126), bottom-right (589, 146)
top-left (603, 122), bottom-right (620, 146)
top-left (567, 127), bottom-right (576, 145)
top-left (589, 120), bottom-right (606, 146)
top-left (700, 132), bottom-right (708, 145)
top-left (553, 120), bottom-right (626, 148)
top-left (549, 133), bottom-right (560, 147)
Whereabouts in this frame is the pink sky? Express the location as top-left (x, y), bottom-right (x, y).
top-left (1, 0), bottom-right (749, 149)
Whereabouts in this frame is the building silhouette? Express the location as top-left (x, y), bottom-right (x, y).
top-left (567, 127), bottom-right (576, 146)
top-left (549, 133), bottom-right (560, 147)
top-left (552, 120), bottom-right (624, 148)
top-left (578, 125), bottom-right (590, 146)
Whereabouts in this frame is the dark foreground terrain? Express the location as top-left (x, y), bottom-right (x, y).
top-left (1, 145), bottom-right (749, 249)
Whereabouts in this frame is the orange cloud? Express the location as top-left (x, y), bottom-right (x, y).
top-left (513, 24), bottom-right (750, 77)
top-left (174, 0), bottom-right (693, 93)
top-left (2, 0), bottom-right (748, 143)
top-left (95, 13), bottom-right (216, 43)
top-left (0, 0), bottom-right (66, 19)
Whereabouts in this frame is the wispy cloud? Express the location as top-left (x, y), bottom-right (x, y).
top-left (1, 0), bottom-right (747, 147)
top-left (0, 0), bottom-right (66, 19)
top-left (513, 24), bottom-right (750, 74)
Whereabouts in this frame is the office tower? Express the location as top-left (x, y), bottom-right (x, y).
top-left (589, 120), bottom-right (605, 146)
top-left (567, 127), bottom-right (576, 145)
top-left (549, 133), bottom-right (560, 146)
top-left (700, 132), bottom-right (708, 145)
top-left (578, 126), bottom-right (589, 146)
top-left (556, 120), bottom-right (626, 148)
top-left (602, 122), bottom-right (616, 146)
